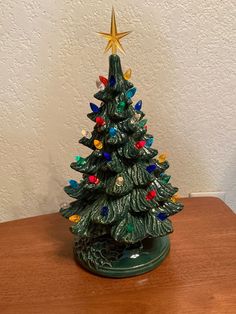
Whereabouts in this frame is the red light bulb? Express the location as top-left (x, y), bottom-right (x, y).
top-left (99, 76), bottom-right (108, 86)
top-left (146, 190), bottom-right (156, 200)
top-left (88, 175), bottom-right (100, 185)
top-left (96, 117), bottom-right (105, 126)
top-left (135, 140), bottom-right (146, 149)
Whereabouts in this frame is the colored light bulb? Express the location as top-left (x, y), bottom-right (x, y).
top-left (96, 80), bottom-right (105, 91)
top-left (109, 75), bottom-right (116, 87)
top-left (138, 119), bottom-right (147, 128)
top-left (134, 100), bottom-right (142, 111)
top-left (94, 139), bottom-right (103, 150)
top-left (99, 76), bottom-right (108, 86)
top-left (90, 103), bottom-right (100, 113)
top-left (75, 156), bottom-right (86, 165)
top-left (157, 153), bottom-right (167, 163)
top-left (123, 69), bottom-right (132, 80)
top-left (126, 87), bottom-right (137, 98)
top-left (81, 129), bottom-right (91, 138)
top-left (69, 215), bottom-right (81, 223)
top-left (103, 152), bottom-right (112, 161)
top-left (146, 164), bottom-right (157, 173)
top-left (156, 212), bottom-right (168, 221)
top-left (117, 101), bottom-right (126, 112)
top-left (68, 180), bottom-right (79, 189)
top-left (146, 190), bottom-right (156, 200)
top-left (96, 116), bottom-right (105, 126)
top-left (88, 175), bottom-right (100, 184)
top-left (101, 206), bottom-right (109, 217)
top-left (134, 113), bottom-right (141, 121)
top-left (115, 176), bottom-right (124, 186)
top-left (109, 127), bottom-right (117, 137)
top-left (161, 175), bottom-right (171, 184)
top-left (60, 202), bottom-right (69, 210)
top-left (145, 137), bottom-right (154, 147)
top-left (171, 194), bottom-right (180, 203)
top-left (131, 114), bottom-right (141, 124)
top-left (135, 140), bottom-right (146, 149)
top-left (127, 223), bottom-right (134, 233)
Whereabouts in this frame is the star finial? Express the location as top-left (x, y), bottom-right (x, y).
top-left (98, 7), bottom-right (131, 54)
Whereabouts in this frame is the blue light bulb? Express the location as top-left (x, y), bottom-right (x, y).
top-left (103, 152), bottom-right (112, 161)
top-left (146, 164), bottom-right (157, 173)
top-left (101, 206), bottom-right (109, 217)
top-left (156, 212), bottom-right (168, 221)
top-left (145, 137), bottom-right (154, 147)
top-left (68, 180), bottom-right (79, 189)
top-left (109, 127), bottom-right (117, 137)
top-left (134, 100), bottom-right (142, 111)
top-left (90, 103), bottom-right (100, 113)
top-left (109, 75), bottom-right (116, 87)
top-left (126, 87), bottom-right (137, 99)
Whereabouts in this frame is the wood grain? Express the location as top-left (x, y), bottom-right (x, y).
top-left (0, 197), bottom-right (235, 314)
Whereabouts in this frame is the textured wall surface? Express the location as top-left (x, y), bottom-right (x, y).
top-left (0, 0), bottom-right (235, 222)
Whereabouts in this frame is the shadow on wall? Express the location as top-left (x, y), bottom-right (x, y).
top-left (143, 15), bottom-right (202, 197)
top-left (8, 155), bottom-right (69, 221)
top-left (223, 151), bottom-right (236, 211)
top-left (35, 155), bottom-right (70, 214)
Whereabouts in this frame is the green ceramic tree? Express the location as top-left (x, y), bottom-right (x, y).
top-left (60, 54), bottom-right (183, 277)
top-left (60, 8), bottom-right (183, 277)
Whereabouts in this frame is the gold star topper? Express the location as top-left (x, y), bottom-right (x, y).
top-left (98, 7), bottom-right (131, 54)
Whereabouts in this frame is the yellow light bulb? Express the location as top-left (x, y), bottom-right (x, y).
top-left (94, 139), bottom-right (103, 150)
top-left (171, 194), bottom-right (180, 203)
top-left (81, 129), bottom-right (91, 137)
top-left (69, 215), bottom-right (81, 223)
top-left (157, 153), bottom-right (167, 163)
top-left (123, 69), bottom-right (132, 80)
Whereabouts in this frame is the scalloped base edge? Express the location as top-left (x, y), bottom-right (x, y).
top-left (74, 236), bottom-right (170, 278)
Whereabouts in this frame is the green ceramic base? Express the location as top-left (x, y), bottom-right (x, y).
top-left (74, 235), bottom-right (170, 278)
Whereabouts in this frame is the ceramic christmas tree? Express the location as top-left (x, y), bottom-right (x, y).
top-left (60, 8), bottom-right (183, 278)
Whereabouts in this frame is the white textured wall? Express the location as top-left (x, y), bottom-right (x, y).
top-left (0, 0), bottom-right (235, 222)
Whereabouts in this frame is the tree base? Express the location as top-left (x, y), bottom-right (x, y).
top-left (73, 235), bottom-right (170, 278)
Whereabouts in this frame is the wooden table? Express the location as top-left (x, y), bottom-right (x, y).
top-left (0, 197), bottom-right (235, 314)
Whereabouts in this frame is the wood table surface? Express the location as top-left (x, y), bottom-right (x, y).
top-left (0, 197), bottom-right (235, 314)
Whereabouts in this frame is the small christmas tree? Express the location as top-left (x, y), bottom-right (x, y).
top-left (60, 8), bottom-right (183, 277)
